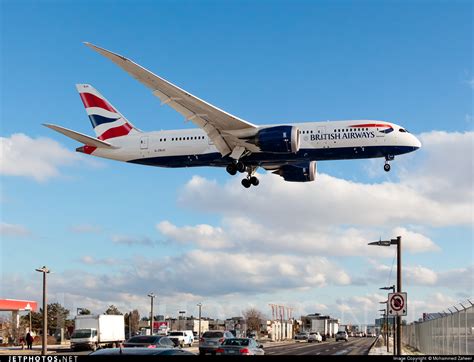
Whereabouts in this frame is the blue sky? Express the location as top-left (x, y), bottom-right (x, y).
top-left (1, 0), bottom-right (472, 324)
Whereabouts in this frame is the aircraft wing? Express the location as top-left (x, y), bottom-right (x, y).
top-left (84, 42), bottom-right (257, 157)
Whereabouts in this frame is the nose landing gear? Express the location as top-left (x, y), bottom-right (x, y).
top-left (384, 155), bottom-right (394, 172)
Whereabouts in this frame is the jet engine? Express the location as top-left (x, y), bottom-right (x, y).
top-left (255, 125), bottom-right (300, 153)
top-left (273, 161), bottom-right (317, 182)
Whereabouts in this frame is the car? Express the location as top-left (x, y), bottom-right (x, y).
top-left (168, 330), bottom-right (194, 347)
top-left (335, 331), bottom-right (348, 342)
top-left (199, 330), bottom-right (235, 355)
top-left (294, 332), bottom-right (309, 342)
top-left (307, 332), bottom-right (322, 343)
top-left (215, 338), bottom-right (264, 355)
top-left (122, 335), bottom-right (175, 348)
top-left (90, 347), bottom-right (195, 355)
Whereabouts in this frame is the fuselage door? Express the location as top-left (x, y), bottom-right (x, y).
top-left (140, 136), bottom-right (149, 149)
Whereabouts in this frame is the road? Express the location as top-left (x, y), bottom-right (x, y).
top-left (264, 338), bottom-right (376, 355)
top-left (45, 337), bottom-right (376, 356)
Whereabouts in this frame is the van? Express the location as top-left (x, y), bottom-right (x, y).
top-left (168, 330), bottom-right (194, 347)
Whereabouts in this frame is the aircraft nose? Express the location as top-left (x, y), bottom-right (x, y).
top-left (412, 135), bottom-right (422, 149)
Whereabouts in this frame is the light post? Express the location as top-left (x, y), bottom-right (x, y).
top-left (381, 286), bottom-right (396, 354)
top-left (179, 311), bottom-right (186, 330)
top-left (148, 293), bottom-right (156, 335)
top-left (379, 304), bottom-right (389, 353)
top-left (35, 266), bottom-right (50, 355)
top-left (369, 236), bottom-right (402, 355)
top-left (197, 303), bottom-right (202, 338)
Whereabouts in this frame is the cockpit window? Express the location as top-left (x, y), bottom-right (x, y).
top-left (399, 128), bottom-right (407, 133)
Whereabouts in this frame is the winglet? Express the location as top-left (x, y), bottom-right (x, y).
top-left (83, 42), bottom-right (128, 62)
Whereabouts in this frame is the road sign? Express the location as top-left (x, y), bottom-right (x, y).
top-left (388, 292), bottom-right (407, 316)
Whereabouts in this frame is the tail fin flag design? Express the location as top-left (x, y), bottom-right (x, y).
top-left (76, 84), bottom-right (140, 140)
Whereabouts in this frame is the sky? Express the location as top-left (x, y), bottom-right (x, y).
top-left (0, 0), bottom-right (473, 325)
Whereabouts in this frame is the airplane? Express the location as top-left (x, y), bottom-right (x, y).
top-left (44, 42), bottom-right (421, 188)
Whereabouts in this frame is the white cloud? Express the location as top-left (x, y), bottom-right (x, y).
top-left (391, 227), bottom-right (440, 253)
top-left (398, 131), bottom-right (474, 205)
top-left (0, 222), bottom-right (30, 237)
top-left (157, 221), bottom-right (231, 249)
top-left (111, 234), bottom-right (154, 246)
top-left (0, 133), bottom-right (97, 181)
top-left (156, 217), bottom-right (439, 258)
top-left (405, 265), bottom-right (438, 285)
top-left (80, 255), bottom-right (118, 266)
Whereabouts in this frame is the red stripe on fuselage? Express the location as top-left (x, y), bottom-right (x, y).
top-left (79, 92), bottom-right (117, 113)
top-left (350, 123), bottom-right (392, 128)
top-left (98, 123), bottom-right (133, 140)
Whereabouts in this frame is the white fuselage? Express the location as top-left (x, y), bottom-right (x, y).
top-left (85, 120), bottom-right (421, 169)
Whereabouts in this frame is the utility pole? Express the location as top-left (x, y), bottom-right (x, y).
top-left (35, 266), bottom-right (50, 355)
top-left (379, 306), bottom-right (388, 353)
top-left (197, 303), bottom-right (202, 338)
top-left (147, 293), bottom-right (156, 335)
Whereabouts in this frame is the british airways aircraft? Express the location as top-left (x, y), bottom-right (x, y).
top-left (44, 43), bottom-right (421, 188)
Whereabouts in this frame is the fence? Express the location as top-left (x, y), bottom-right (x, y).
top-left (402, 301), bottom-right (474, 355)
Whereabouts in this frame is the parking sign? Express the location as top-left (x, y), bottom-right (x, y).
top-left (388, 292), bottom-right (407, 316)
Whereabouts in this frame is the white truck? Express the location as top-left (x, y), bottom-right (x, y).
top-left (71, 314), bottom-right (125, 351)
top-left (168, 330), bottom-right (194, 347)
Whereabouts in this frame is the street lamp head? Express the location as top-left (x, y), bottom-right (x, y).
top-left (378, 309), bottom-right (386, 312)
top-left (379, 301), bottom-right (388, 304)
top-left (379, 285), bottom-right (395, 291)
top-left (197, 303), bottom-right (202, 307)
top-left (147, 293), bottom-right (156, 298)
top-left (368, 239), bottom-right (391, 247)
top-left (35, 266), bottom-right (50, 273)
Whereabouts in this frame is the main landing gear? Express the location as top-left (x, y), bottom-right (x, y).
top-left (226, 161), bottom-right (259, 188)
top-left (384, 155), bottom-right (394, 172)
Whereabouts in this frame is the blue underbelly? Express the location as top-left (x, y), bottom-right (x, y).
top-left (128, 145), bottom-right (417, 168)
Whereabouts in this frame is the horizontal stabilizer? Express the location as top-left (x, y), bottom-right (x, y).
top-left (43, 123), bottom-right (118, 149)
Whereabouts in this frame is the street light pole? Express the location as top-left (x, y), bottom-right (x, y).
top-left (147, 293), bottom-right (156, 335)
top-left (197, 303), bottom-right (202, 338)
top-left (35, 266), bottom-right (50, 355)
top-left (379, 305), bottom-right (389, 353)
top-left (179, 311), bottom-right (186, 330)
top-left (380, 286), bottom-right (396, 355)
top-left (369, 236), bottom-right (403, 355)
top-left (396, 236), bottom-right (402, 355)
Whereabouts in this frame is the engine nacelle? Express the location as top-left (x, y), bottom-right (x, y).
top-left (274, 161), bottom-right (317, 182)
top-left (255, 125), bottom-right (300, 153)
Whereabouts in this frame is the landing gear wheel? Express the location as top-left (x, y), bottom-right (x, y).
top-left (226, 164), bottom-right (237, 175)
top-left (384, 163), bottom-right (391, 172)
top-left (250, 176), bottom-right (259, 186)
top-left (241, 178), bottom-right (251, 188)
top-left (237, 161), bottom-right (246, 173)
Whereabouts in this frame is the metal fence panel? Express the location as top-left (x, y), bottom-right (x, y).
top-left (402, 302), bottom-right (473, 355)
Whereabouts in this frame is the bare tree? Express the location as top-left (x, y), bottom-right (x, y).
top-left (124, 310), bottom-right (140, 335)
top-left (243, 308), bottom-right (264, 333)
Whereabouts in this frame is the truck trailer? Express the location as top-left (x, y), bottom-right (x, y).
top-left (71, 314), bottom-right (125, 351)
